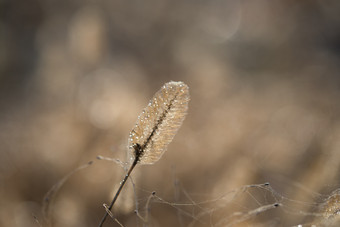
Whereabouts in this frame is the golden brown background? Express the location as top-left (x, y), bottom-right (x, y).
top-left (1, 0), bottom-right (340, 226)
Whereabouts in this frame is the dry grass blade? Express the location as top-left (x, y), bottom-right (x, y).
top-left (128, 81), bottom-right (190, 164)
top-left (103, 204), bottom-right (124, 227)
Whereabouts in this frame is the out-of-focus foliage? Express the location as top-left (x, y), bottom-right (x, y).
top-left (1, 0), bottom-right (340, 226)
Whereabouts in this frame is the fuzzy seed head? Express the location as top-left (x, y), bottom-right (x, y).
top-left (128, 81), bottom-right (190, 165)
top-left (322, 189), bottom-right (340, 219)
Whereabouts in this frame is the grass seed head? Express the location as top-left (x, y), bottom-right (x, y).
top-left (128, 81), bottom-right (190, 165)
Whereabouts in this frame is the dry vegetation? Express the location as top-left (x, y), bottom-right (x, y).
top-left (1, 1), bottom-right (340, 226)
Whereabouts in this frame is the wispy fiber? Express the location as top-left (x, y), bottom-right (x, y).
top-left (128, 81), bottom-right (190, 164)
top-left (43, 161), bottom-right (93, 226)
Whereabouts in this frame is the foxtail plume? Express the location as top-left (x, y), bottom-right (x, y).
top-left (99, 81), bottom-right (189, 226)
top-left (128, 81), bottom-right (190, 164)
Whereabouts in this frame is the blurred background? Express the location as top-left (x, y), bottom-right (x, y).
top-left (1, 0), bottom-right (340, 226)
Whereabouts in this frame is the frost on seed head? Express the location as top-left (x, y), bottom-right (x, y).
top-left (128, 81), bottom-right (190, 165)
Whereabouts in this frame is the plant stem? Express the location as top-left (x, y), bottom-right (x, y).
top-left (99, 157), bottom-right (138, 227)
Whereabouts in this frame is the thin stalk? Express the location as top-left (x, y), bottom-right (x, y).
top-left (99, 157), bottom-right (138, 227)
